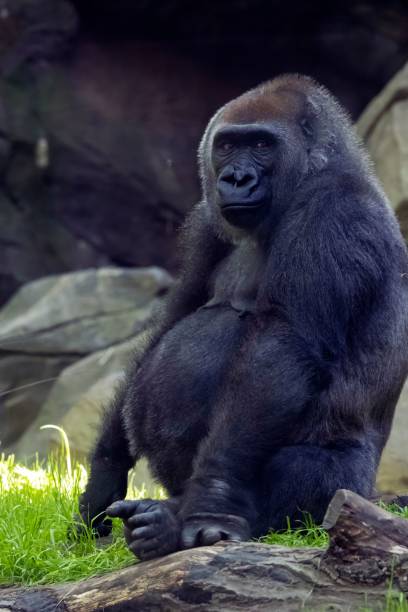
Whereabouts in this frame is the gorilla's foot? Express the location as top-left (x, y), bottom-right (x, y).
top-left (181, 512), bottom-right (250, 549)
top-left (106, 499), bottom-right (181, 561)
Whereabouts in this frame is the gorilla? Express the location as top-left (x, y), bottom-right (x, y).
top-left (78, 74), bottom-right (408, 561)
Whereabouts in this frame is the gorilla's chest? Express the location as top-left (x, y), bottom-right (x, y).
top-left (137, 244), bottom-right (265, 457)
top-left (204, 240), bottom-right (265, 314)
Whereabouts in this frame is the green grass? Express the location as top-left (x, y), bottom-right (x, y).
top-left (259, 502), bottom-right (408, 549)
top-left (1, 430), bottom-right (408, 610)
top-left (0, 452), bottom-right (136, 586)
top-left (260, 514), bottom-right (329, 547)
top-left (378, 501), bottom-right (408, 520)
top-left (0, 427), bottom-right (166, 586)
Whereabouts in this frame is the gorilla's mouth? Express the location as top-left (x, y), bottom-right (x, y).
top-left (220, 199), bottom-right (266, 212)
top-left (220, 199), bottom-right (267, 226)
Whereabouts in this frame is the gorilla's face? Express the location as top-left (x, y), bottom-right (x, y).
top-left (201, 84), bottom-right (324, 233)
top-left (211, 121), bottom-right (308, 229)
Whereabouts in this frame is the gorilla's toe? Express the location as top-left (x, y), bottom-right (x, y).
top-left (181, 513), bottom-right (250, 549)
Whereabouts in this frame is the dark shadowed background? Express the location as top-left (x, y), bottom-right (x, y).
top-left (1, 0), bottom-right (408, 303)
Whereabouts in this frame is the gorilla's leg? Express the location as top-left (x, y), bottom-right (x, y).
top-left (107, 440), bottom-right (378, 560)
top-left (107, 497), bottom-right (182, 561)
top-left (78, 397), bottom-right (135, 537)
top-left (178, 320), bottom-right (321, 548)
top-left (253, 441), bottom-right (377, 535)
top-left (180, 318), bottom-right (355, 547)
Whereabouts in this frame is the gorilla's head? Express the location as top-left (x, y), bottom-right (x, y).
top-left (199, 74), bottom-right (363, 235)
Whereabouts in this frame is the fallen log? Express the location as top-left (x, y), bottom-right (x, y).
top-left (1, 490), bottom-right (407, 611)
top-left (322, 489), bottom-right (408, 590)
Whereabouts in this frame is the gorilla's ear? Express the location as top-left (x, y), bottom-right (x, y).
top-left (302, 95), bottom-right (330, 173)
top-left (300, 96), bottom-right (319, 142)
top-left (300, 117), bottom-right (314, 140)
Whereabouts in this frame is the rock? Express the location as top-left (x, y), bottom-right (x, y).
top-left (357, 62), bottom-right (408, 492)
top-left (0, 0), bottom-right (78, 75)
top-left (12, 337), bottom-right (133, 457)
top-left (0, 266), bottom-right (172, 459)
top-left (0, 353), bottom-right (75, 449)
top-left (0, 266), bottom-right (172, 354)
top-left (357, 61), bottom-right (408, 239)
top-left (11, 336), bottom-right (155, 487)
top-left (377, 381), bottom-right (408, 493)
top-left (0, 1), bottom-right (236, 304)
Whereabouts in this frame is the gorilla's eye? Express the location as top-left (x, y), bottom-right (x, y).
top-left (255, 140), bottom-right (268, 149)
top-left (219, 141), bottom-right (233, 152)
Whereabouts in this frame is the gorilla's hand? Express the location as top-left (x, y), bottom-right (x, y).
top-left (181, 512), bottom-right (250, 548)
top-left (107, 499), bottom-right (181, 561)
top-left (73, 462), bottom-right (128, 539)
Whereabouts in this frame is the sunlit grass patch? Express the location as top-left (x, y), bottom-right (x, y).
top-left (0, 451), bottom-right (135, 586)
top-left (0, 426), bottom-right (167, 586)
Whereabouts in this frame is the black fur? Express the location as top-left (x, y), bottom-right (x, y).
top-left (79, 74), bottom-right (408, 560)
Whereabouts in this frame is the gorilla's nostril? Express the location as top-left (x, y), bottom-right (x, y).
top-left (236, 173), bottom-right (255, 188)
top-left (222, 172), bottom-right (236, 186)
top-left (219, 167), bottom-right (258, 193)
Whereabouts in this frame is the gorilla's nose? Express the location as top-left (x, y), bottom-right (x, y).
top-left (217, 165), bottom-right (259, 202)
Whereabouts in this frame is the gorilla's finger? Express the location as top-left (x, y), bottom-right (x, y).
top-left (106, 500), bottom-right (141, 519)
top-left (131, 526), bottom-right (156, 540)
top-left (126, 510), bottom-right (162, 528)
top-left (130, 537), bottom-right (161, 555)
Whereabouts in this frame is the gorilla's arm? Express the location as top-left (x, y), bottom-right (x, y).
top-left (159, 203), bottom-right (230, 329)
top-left (78, 204), bottom-right (229, 534)
top-left (78, 386), bottom-right (134, 536)
top-left (178, 186), bottom-right (405, 544)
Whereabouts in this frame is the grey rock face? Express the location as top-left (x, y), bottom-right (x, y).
top-left (377, 381), bottom-right (408, 493)
top-left (357, 62), bottom-right (408, 492)
top-left (11, 337), bottom-right (139, 459)
top-left (0, 0), bottom-right (233, 304)
top-left (358, 61), bottom-right (408, 240)
top-left (0, 266), bottom-right (172, 353)
top-left (0, 353), bottom-right (75, 448)
top-left (0, 266), bottom-right (172, 468)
